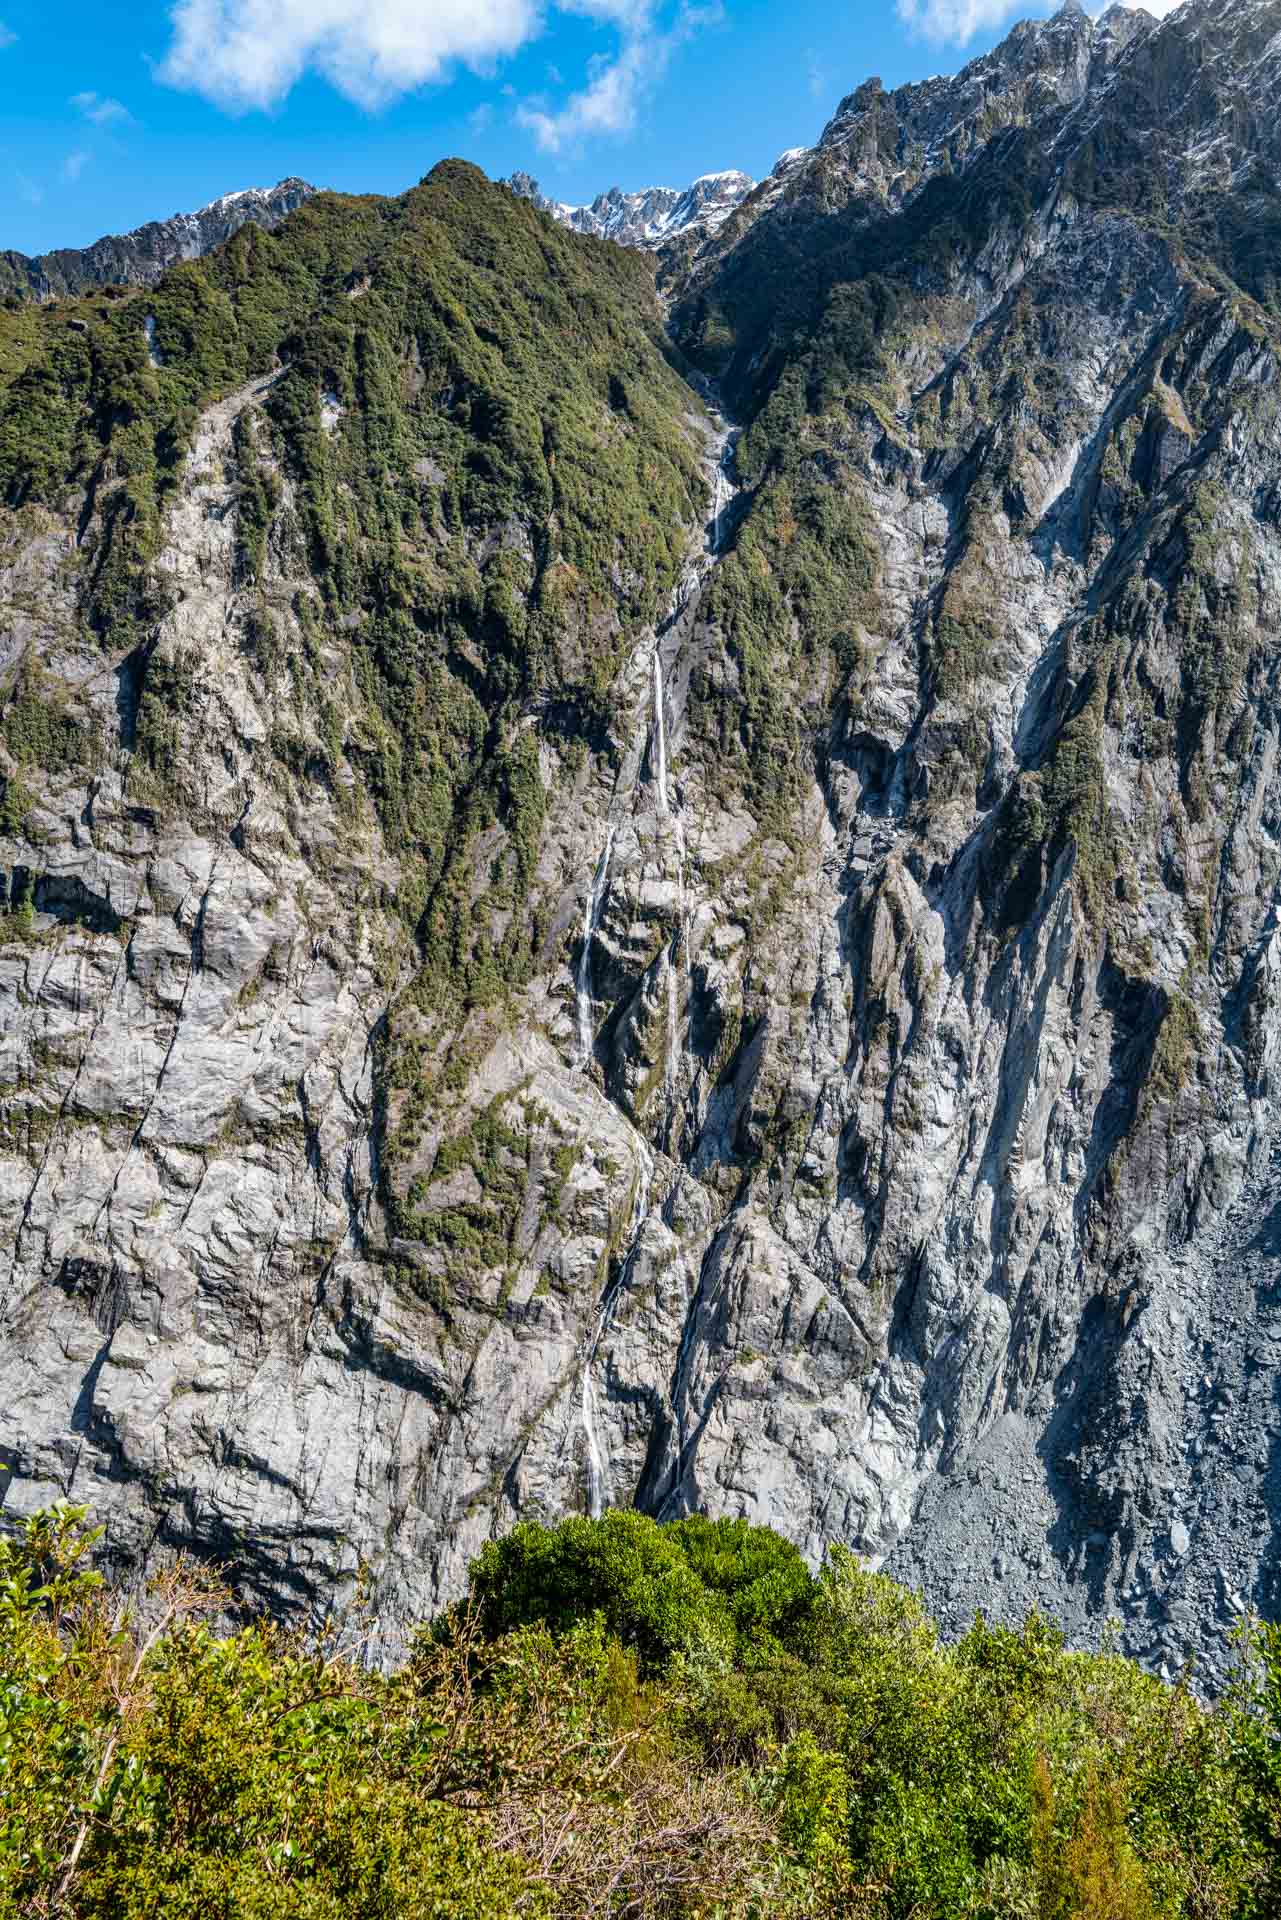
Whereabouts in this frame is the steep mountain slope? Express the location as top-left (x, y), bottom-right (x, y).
top-left (0, 166), bottom-right (705, 1629)
top-left (508, 169), bottom-right (755, 251)
top-left (660, 0), bottom-right (1281, 1680)
top-left (3, 0), bottom-right (1281, 1679)
top-left (0, 179), bottom-right (316, 301)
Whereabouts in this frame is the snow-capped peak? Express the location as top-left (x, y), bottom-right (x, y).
top-left (508, 169), bottom-right (756, 251)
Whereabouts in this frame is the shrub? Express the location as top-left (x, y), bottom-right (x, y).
top-left (464, 1509), bottom-right (817, 1675)
top-left (2, 1502), bottom-right (1278, 1919)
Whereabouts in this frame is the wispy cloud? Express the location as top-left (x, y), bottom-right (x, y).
top-left (518, 2), bottom-right (721, 153)
top-left (560, 0), bottom-right (655, 24)
top-left (898, 0), bottom-right (1181, 46)
top-left (158, 0), bottom-right (717, 136)
top-left (0, 22), bottom-right (16, 49)
top-left (895, 0), bottom-right (1040, 40)
top-left (160, 0), bottom-right (544, 112)
top-left (64, 150), bottom-right (91, 182)
top-left (71, 90), bottom-right (134, 126)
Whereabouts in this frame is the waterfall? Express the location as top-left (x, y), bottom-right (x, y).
top-left (572, 393), bottom-right (741, 1512)
top-left (655, 646), bottom-right (685, 1125)
top-left (577, 1153), bottom-right (654, 1519)
top-left (706, 425), bottom-right (738, 556)
top-left (568, 387), bottom-right (742, 1512)
top-left (665, 938), bottom-right (680, 1115)
top-left (581, 1366), bottom-right (609, 1519)
top-left (576, 825), bottom-right (616, 1069)
top-left (653, 649), bottom-right (669, 816)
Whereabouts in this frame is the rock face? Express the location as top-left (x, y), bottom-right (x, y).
top-left (3, 0), bottom-right (1281, 1682)
top-left (0, 180), bottom-right (316, 301)
top-left (507, 170), bottom-right (755, 251)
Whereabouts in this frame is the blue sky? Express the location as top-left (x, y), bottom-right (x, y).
top-left (0, 0), bottom-right (1166, 256)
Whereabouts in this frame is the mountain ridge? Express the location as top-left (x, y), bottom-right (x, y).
top-left (0, 177), bottom-right (317, 302)
top-left (506, 167), bottom-right (758, 252)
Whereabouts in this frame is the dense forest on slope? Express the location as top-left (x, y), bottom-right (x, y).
top-left (3, 1503), bottom-right (1280, 1920)
top-left (0, 155), bottom-right (700, 925)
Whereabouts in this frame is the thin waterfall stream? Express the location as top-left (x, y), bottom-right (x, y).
top-left (654, 646), bottom-right (687, 1125)
top-left (653, 650), bottom-right (670, 817)
top-left (573, 385), bottom-right (740, 1512)
top-left (575, 826), bottom-right (617, 1070)
top-left (578, 1154), bottom-right (654, 1520)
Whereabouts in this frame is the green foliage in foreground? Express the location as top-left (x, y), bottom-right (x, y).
top-left (2, 1505), bottom-right (1279, 1920)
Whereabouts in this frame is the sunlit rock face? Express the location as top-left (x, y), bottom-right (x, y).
top-left (1, 179), bottom-right (315, 301)
top-left (3, 2), bottom-right (1281, 1686)
top-left (507, 170), bottom-right (757, 252)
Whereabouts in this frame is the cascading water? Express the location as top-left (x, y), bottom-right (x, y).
top-left (704, 399), bottom-right (740, 559)
top-left (665, 941), bottom-right (681, 1115)
top-left (576, 825), bottom-right (617, 1069)
top-left (655, 404), bottom-right (743, 1136)
top-left (653, 650), bottom-right (670, 817)
top-left (653, 645), bottom-right (688, 1126)
top-left (710, 462), bottom-right (726, 551)
top-left (577, 1154), bottom-right (654, 1518)
top-left (581, 1366), bottom-right (610, 1519)
top-left (572, 390), bottom-right (741, 1508)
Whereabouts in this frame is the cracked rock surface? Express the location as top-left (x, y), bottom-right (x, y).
top-left (3, 0), bottom-right (1281, 1672)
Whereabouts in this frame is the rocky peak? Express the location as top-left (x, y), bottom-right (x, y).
top-left (809, 1), bottom-right (1116, 201)
top-left (508, 168), bottom-right (755, 251)
top-left (0, 177), bottom-right (316, 303)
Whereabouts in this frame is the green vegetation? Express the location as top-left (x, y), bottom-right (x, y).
top-left (4, 1503), bottom-right (1279, 1920)
top-left (0, 659), bottom-right (95, 779)
top-left (400, 1095), bottom-right (530, 1280)
top-left (230, 410), bottom-right (280, 586)
top-left (0, 163), bottom-right (709, 1213)
top-left (0, 772), bottom-right (30, 836)
top-left (0, 165), bottom-right (699, 896)
top-left (693, 466), bottom-right (878, 826)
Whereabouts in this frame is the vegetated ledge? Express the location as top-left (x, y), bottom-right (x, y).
top-left (3, 1502), bottom-right (1279, 1919)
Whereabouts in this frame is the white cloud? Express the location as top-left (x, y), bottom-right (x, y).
top-left (0, 22), bottom-right (16, 49)
top-left (159, 0), bottom-right (719, 135)
top-left (559, 0), bottom-right (654, 25)
top-left (896, 0), bottom-right (1043, 41)
top-left (71, 90), bottom-right (133, 125)
top-left (517, 1), bottom-right (720, 152)
top-left (518, 37), bottom-right (661, 149)
top-left (64, 150), bottom-right (90, 182)
top-left (897, 0), bottom-right (1182, 45)
top-left (160, 0), bottom-right (544, 112)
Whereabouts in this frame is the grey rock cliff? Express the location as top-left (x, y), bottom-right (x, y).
top-left (2, 0), bottom-right (1281, 1681)
top-left (1, 180), bottom-right (316, 301)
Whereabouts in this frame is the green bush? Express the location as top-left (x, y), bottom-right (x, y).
top-left (5, 1503), bottom-right (1278, 1919)
top-left (465, 1509), bottom-right (816, 1675)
